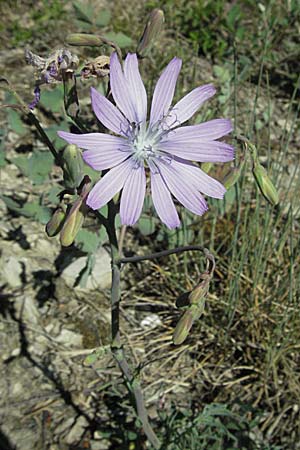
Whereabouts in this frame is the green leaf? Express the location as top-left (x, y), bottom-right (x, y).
top-left (12, 150), bottom-right (54, 185)
top-left (7, 109), bottom-right (27, 136)
top-left (1, 195), bottom-right (21, 212)
top-left (40, 86), bottom-right (63, 113)
top-left (104, 32), bottom-right (132, 48)
top-left (75, 228), bottom-right (105, 253)
top-left (1, 195), bottom-right (51, 224)
top-left (0, 150), bottom-right (6, 167)
top-left (35, 205), bottom-right (52, 224)
top-left (12, 155), bottom-right (30, 177)
top-left (95, 9), bottom-right (111, 27)
top-left (44, 123), bottom-right (69, 150)
top-left (47, 186), bottom-right (62, 205)
top-left (73, 1), bottom-right (94, 23)
top-left (136, 216), bottom-right (157, 236)
top-left (27, 150), bottom-right (54, 184)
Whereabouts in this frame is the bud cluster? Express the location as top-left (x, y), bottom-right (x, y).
top-left (46, 143), bottom-right (90, 247)
top-left (173, 271), bottom-right (213, 345)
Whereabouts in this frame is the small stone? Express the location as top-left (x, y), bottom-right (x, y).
top-left (65, 416), bottom-right (89, 445)
top-left (141, 314), bottom-right (162, 329)
top-left (1, 255), bottom-right (23, 287)
top-left (55, 329), bottom-right (82, 347)
top-left (61, 247), bottom-right (111, 291)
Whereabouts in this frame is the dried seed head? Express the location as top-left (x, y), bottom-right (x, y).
top-left (81, 55), bottom-right (110, 79)
top-left (25, 48), bottom-right (79, 85)
top-left (136, 9), bottom-right (164, 58)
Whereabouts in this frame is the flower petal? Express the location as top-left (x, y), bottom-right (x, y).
top-left (83, 148), bottom-right (130, 171)
top-left (166, 158), bottom-right (226, 199)
top-left (155, 160), bottom-right (208, 216)
top-left (90, 87), bottom-right (129, 136)
top-left (124, 53), bottom-right (147, 123)
top-left (149, 57), bottom-right (182, 126)
top-left (150, 169), bottom-right (180, 228)
top-left (163, 84), bottom-right (216, 129)
top-left (58, 131), bottom-right (130, 152)
top-left (159, 140), bottom-right (234, 162)
top-left (120, 164), bottom-right (146, 225)
top-left (86, 158), bottom-right (134, 210)
top-left (110, 52), bottom-right (137, 123)
top-left (165, 119), bottom-right (233, 141)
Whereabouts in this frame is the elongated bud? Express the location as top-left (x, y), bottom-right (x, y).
top-left (201, 162), bottom-right (212, 174)
top-left (189, 272), bottom-right (211, 306)
top-left (63, 72), bottom-right (80, 119)
top-left (136, 9), bottom-right (164, 58)
top-left (173, 305), bottom-right (202, 345)
top-left (60, 198), bottom-right (87, 247)
top-left (253, 163), bottom-right (279, 206)
top-left (66, 33), bottom-right (104, 47)
top-left (46, 208), bottom-right (66, 237)
top-left (62, 144), bottom-right (84, 189)
top-left (223, 167), bottom-right (241, 190)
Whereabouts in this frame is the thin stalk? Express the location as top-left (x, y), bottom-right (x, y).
top-left (105, 201), bottom-right (161, 449)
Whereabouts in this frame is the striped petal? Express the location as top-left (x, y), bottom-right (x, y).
top-left (165, 119), bottom-right (233, 141)
top-left (155, 160), bottom-right (208, 216)
top-left (149, 57), bottom-right (182, 126)
top-left (124, 53), bottom-right (147, 123)
top-left (110, 52), bottom-right (137, 123)
top-left (83, 148), bottom-right (131, 171)
top-left (163, 84), bottom-right (216, 129)
top-left (90, 87), bottom-right (129, 136)
top-left (165, 158), bottom-right (226, 198)
top-left (86, 158), bottom-right (134, 210)
top-left (150, 169), bottom-right (180, 228)
top-left (159, 140), bottom-right (234, 163)
top-left (57, 131), bottom-right (129, 152)
top-left (120, 163), bottom-right (146, 225)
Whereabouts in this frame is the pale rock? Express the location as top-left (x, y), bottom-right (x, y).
top-left (61, 247), bottom-right (111, 291)
top-left (65, 415), bottom-right (89, 445)
top-left (55, 328), bottom-right (83, 347)
top-left (1, 255), bottom-right (23, 287)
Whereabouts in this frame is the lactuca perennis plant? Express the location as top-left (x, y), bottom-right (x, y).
top-left (54, 47), bottom-right (233, 449)
top-left (6, 7), bottom-right (278, 449)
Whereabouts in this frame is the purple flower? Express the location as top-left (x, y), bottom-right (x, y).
top-left (58, 53), bottom-right (233, 229)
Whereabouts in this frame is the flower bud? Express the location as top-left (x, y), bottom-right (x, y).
top-left (66, 33), bottom-right (103, 47)
top-left (45, 208), bottom-right (66, 237)
top-left (253, 163), bottom-right (279, 206)
top-left (188, 272), bottom-right (211, 306)
top-left (172, 305), bottom-right (202, 345)
top-left (60, 198), bottom-right (87, 247)
top-left (62, 144), bottom-right (84, 189)
top-left (136, 9), bottom-right (164, 58)
top-left (201, 162), bottom-right (212, 174)
top-left (222, 167), bottom-right (241, 190)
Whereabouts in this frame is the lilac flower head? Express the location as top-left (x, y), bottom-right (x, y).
top-left (58, 53), bottom-right (234, 228)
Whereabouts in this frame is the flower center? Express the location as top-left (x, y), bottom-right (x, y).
top-left (129, 123), bottom-right (161, 164)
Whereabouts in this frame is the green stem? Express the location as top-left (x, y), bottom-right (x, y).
top-left (105, 202), bottom-right (161, 449)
